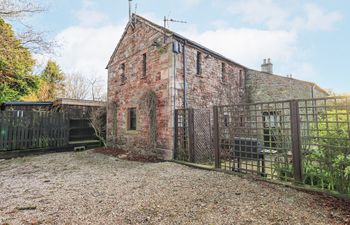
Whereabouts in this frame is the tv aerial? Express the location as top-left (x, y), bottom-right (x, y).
top-left (163, 15), bottom-right (187, 28)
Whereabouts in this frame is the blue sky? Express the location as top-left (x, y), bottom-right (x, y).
top-left (18, 0), bottom-right (350, 93)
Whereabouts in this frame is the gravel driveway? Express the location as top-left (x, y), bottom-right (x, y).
top-left (0, 150), bottom-right (348, 225)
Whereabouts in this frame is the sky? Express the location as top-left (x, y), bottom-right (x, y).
top-left (14, 0), bottom-right (350, 93)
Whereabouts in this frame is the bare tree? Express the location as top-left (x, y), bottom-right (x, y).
top-left (0, 0), bottom-right (44, 18)
top-left (89, 105), bottom-right (107, 147)
top-left (60, 72), bottom-right (90, 100)
top-left (0, 0), bottom-right (55, 54)
top-left (60, 73), bottom-right (107, 101)
top-left (17, 24), bottom-right (56, 54)
top-left (88, 78), bottom-right (107, 101)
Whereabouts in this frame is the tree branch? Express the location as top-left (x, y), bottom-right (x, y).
top-left (0, 0), bottom-right (45, 18)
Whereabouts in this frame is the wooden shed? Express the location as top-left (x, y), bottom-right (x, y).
top-left (1, 98), bottom-right (106, 150)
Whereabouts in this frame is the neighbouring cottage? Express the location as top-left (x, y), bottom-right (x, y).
top-left (106, 14), bottom-right (328, 159)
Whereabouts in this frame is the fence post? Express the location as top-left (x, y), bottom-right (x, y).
top-left (188, 108), bottom-right (195, 163)
top-left (173, 109), bottom-right (179, 160)
top-left (213, 106), bottom-right (221, 169)
top-left (290, 100), bottom-right (303, 183)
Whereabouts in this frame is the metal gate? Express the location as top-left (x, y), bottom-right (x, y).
top-left (174, 108), bottom-right (214, 165)
top-left (193, 109), bottom-right (213, 163)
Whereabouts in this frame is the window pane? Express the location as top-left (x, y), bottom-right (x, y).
top-left (222, 63), bottom-right (226, 81)
top-left (197, 52), bottom-right (201, 75)
top-left (121, 63), bottom-right (126, 83)
top-left (129, 108), bottom-right (137, 130)
top-left (142, 53), bottom-right (147, 77)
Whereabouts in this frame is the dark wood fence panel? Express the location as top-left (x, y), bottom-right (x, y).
top-left (0, 111), bottom-right (69, 151)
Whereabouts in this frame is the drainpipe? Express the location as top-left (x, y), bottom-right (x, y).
top-left (128, 0), bottom-right (132, 21)
top-left (311, 84), bottom-right (316, 99)
top-left (173, 49), bottom-right (177, 159)
top-left (311, 84), bottom-right (316, 121)
top-left (183, 40), bottom-right (187, 109)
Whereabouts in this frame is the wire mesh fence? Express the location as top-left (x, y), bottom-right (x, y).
top-left (174, 96), bottom-right (350, 194)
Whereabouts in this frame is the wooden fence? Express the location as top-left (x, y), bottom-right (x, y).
top-left (0, 110), bottom-right (69, 151)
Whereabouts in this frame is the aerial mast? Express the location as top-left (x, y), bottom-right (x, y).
top-left (128, 0), bottom-right (132, 20)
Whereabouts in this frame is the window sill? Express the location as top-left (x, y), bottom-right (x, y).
top-left (126, 130), bottom-right (138, 135)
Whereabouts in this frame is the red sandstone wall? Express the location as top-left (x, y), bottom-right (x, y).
top-left (173, 42), bottom-right (246, 109)
top-left (106, 18), bottom-right (246, 159)
top-left (106, 19), bottom-right (173, 156)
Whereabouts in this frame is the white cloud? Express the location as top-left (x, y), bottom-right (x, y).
top-left (299, 3), bottom-right (343, 31)
top-left (181, 27), bottom-right (298, 72)
top-left (39, 2), bottom-right (127, 93)
top-left (214, 0), bottom-right (343, 80)
top-left (227, 0), bottom-right (342, 31)
top-left (76, 9), bottom-right (109, 27)
top-left (74, 0), bottom-right (109, 27)
top-left (210, 20), bottom-right (230, 29)
top-left (55, 24), bottom-right (124, 83)
top-left (228, 0), bottom-right (290, 30)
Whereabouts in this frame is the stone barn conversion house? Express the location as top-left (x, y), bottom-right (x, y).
top-left (106, 14), bottom-right (328, 159)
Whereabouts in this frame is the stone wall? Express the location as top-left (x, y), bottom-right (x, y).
top-left (106, 19), bottom-right (174, 158)
top-left (245, 69), bottom-right (328, 103)
top-left (173, 42), bottom-right (246, 109)
top-left (106, 16), bottom-right (328, 160)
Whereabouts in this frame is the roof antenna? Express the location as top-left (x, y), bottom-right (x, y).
top-left (128, 0), bottom-right (132, 20)
top-left (163, 16), bottom-right (187, 28)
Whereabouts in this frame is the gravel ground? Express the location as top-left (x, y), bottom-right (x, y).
top-left (0, 150), bottom-right (348, 225)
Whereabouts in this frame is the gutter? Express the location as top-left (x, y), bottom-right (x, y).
top-left (173, 34), bottom-right (247, 70)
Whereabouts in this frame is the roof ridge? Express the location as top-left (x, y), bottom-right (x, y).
top-left (133, 14), bottom-right (247, 69)
top-left (107, 14), bottom-right (247, 69)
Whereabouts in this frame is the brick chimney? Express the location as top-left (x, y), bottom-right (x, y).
top-left (261, 58), bottom-right (273, 74)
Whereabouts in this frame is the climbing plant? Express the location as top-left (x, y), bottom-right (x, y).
top-left (140, 90), bottom-right (158, 155)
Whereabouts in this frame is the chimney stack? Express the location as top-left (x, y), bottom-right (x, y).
top-left (261, 58), bottom-right (273, 74)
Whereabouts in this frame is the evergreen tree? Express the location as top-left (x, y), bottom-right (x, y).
top-left (40, 60), bottom-right (64, 100)
top-left (0, 18), bottom-right (38, 102)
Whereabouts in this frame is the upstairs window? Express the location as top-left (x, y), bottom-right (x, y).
top-left (196, 51), bottom-right (202, 75)
top-left (224, 114), bottom-right (229, 127)
top-left (128, 108), bottom-right (137, 130)
top-left (120, 63), bottom-right (126, 84)
top-left (239, 115), bottom-right (244, 127)
top-left (222, 63), bottom-right (226, 82)
top-left (239, 70), bottom-right (244, 88)
top-left (142, 53), bottom-right (147, 78)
